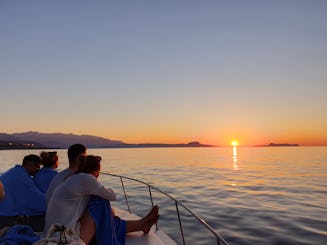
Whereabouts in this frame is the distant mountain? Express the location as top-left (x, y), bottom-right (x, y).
top-left (0, 133), bottom-right (18, 142)
top-left (0, 132), bottom-right (214, 149)
top-left (0, 133), bottom-right (49, 149)
top-left (10, 132), bottom-right (124, 149)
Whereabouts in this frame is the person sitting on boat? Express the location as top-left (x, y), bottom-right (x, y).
top-left (0, 179), bottom-right (40, 244)
top-left (0, 182), bottom-right (4, 200)
top-left (44, 155), bottom-right (159, 245)
top-left (34, 151), bottom-right (59, 193)
top-left (46, 143), bottom-right (87, 203)
top-left (0, 154), bottom-right (46, 232)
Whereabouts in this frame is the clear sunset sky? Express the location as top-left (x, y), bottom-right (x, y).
top-left (1, 1), bottom-right (327, 146)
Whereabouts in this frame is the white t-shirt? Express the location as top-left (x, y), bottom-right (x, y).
top-left (46, 168), bottom-right (73, 203)
top-left (44, 173), bottom-right (116, 235)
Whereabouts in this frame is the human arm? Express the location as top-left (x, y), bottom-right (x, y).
top-left (94, 186), bottom-right (116, 201)
top-left (76, 174), bottom-right (116, 201)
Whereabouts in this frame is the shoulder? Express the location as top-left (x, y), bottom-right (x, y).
top-left (67, 173), bottom-right (97, 186)
top-left (58, 168), bottom-right (73, 176)
top-left (69, 173), bottom-right (95, 181)
top-left (41, 167), bottom-right (58, 174)
top-left (4, 165), bottom-right (23, 173)
top-left (47, 168), bottom-right (71, 188)
top-left (35, 168), bottom-right (57, 179)
top-left (1, 165), bottom-right (27, 179)
top-left (53, 168), bottom-right (72, 180)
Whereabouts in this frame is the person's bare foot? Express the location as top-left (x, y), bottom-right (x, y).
top-left (142, 205), bottom-right (159, 234)
top-left (143, 215), bottom-right (159, 234)
top-left (144, 205), bottom-right (159, 221)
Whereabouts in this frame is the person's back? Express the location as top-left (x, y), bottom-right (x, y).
top-left (46, 144), bottom-right (86, 203)
top-left (34, 151), bottom-right (59, 193)
top-left (46, 168), bottom-right (72, 203)
top-left (34, 167), bottom-right (58, 194)
top-left (0, 154), bottom-right (46, 231)
top-left (44, 158), bottom-right (116, 236)
top-left (44, 174), bottom-right (90, 235)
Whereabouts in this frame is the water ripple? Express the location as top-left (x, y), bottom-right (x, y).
top-left (1, 147), bottom-right (326, 244)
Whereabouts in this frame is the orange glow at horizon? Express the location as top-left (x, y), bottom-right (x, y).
top-left (231, 140), bottom-right (239, 147)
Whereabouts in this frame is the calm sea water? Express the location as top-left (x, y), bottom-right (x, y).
top-left (0, 147), bottom-right (326, 245)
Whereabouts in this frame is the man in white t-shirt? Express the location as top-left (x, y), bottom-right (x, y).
top-left (46, 144), bottom-right (86, 203)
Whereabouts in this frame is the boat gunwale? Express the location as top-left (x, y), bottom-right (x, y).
top-left (101, 171), bottom-right (229, 245)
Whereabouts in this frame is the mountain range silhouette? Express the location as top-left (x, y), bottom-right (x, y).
top-left (0, 131), bottom-right (214, 149)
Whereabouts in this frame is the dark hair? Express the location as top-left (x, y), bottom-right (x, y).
top-left (68, 144), bottom-right (86, 164)
top-left (40, 151), bottom-right (58, 168)
top-left (78, 155), bottom-right (101, 174)
top-left (22, 154), bottom-right (42, 165)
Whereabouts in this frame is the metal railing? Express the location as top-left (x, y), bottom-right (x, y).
top-left (101, 172), bottom-right (229, 245)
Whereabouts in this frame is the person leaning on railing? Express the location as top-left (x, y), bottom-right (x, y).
top-left (44, 154), bottom-right (159, 245)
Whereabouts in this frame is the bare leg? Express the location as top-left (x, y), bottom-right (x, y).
top-left (0, 226), bottom-right (10, 238)
top-left (79, 210), bottom-right (96, 244)
top-left (80, 204), bottom-right (159, 244)
top-left (0, 181), bottom-right (5, 200)
top-left (126, 205), bottom-right (159, 234)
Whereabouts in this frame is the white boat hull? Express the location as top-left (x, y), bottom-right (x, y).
top-left (114, 207), bottom-right (177, 245)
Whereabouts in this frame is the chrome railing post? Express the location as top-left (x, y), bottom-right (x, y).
top-left (148, 185), bottom-right (154, 207)
top-left (175, 200), bottom-right (185, 245)
top-left (120, 176), bottom-right (131, 213)
top-left (148, 186), bottom-right (159, 230)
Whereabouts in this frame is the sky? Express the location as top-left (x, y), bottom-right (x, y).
top-left (1, 1), bottom-right (327, 146)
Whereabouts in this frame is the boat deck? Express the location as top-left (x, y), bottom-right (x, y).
top-left (115, 207), bottom-right (177, 245)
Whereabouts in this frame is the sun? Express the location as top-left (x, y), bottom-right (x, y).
top-left (231, 140), bottom-right (238, 147)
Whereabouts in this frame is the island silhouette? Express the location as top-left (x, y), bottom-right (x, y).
top-left (255, 142), bottom-right (300, 147)
top-left (266, 143), bottom-right (299, 147)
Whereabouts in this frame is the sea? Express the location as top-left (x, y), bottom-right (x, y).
top-left (0, 147), bottom-right (326, 245)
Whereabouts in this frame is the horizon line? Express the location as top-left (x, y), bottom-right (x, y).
top-left (1, 131), bottom-right (327, 147)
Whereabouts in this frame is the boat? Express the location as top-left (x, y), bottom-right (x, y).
top-left (0, 171), bottom-right (229, 244)
top-left (101, 172), bottom-right (229, 245)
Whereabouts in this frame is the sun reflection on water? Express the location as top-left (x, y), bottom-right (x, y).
top-left (233, 146), bottom-right (239, 171)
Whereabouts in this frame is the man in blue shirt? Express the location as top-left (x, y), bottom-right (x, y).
top-left (0, 154), bottom-right (46, 231)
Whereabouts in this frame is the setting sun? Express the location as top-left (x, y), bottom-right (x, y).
top-left (231, 140), bottom-right (239, 147)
